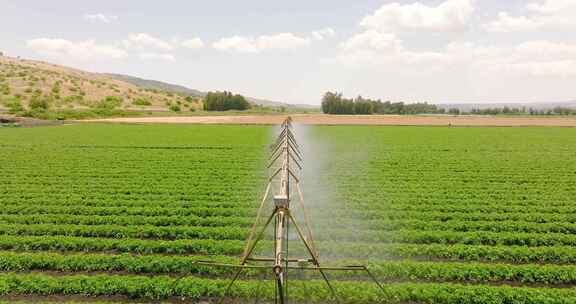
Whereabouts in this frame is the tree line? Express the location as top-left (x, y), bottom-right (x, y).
top-left (203, 91), bottom-right (250, 111)
top-left (468, 107), bottom-right (576, 116)
top-left (321, 92), bottom-right (442, 115)
top-left (321, 92), bottom-right (576, 116)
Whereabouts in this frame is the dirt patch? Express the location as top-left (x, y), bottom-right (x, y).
top-left (1, 115), bottom-right (68, 127)
top-left (85, 114), bottom-right (576, 127)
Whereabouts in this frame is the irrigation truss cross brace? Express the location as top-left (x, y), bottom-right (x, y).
top-left (186, 117), bottom-right (386, 304)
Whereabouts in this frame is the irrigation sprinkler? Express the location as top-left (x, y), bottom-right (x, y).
top-left (192, 117), bottom-right (385, 304)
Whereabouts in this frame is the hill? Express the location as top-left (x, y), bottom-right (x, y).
top-left (0, 56), bottom-right (203, 114)
top-left (0, 55), bottom-right (312, 118)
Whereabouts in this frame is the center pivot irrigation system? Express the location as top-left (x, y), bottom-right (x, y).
top-left (196, 117), bottom-right (384, 303)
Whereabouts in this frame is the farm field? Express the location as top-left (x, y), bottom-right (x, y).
top-left (0, 123), bottom-right (576, 303)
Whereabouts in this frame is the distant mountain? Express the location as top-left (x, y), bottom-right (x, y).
top-left (247, 96), bottom-right (318, 109)
top-left (105, 73), bottom-right (314, 109)
top-left (105, 73), bottom-right (205, 97)
top-left (438, 101), bottom-right (576, 111)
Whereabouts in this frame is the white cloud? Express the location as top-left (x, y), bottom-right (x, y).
top-left (445, 41), bottom-right (576, 77)
top-left (257, 33), bottom-right (310, 49)
top-left (483, 12), bottom-right (575, 32)
top-left (180, 38), bottom-right (205, 49)
top-left (334, 30), bottom-right (447, 66)
top-left (332, 0), bottom-right (475, 68)
top-left (83, 13), bottom-right (118, 24)
top-left (516, 40), bottom-right (576, 59)
top-left (340, 30), bottom-right (402, 52)
top-left (508, 60), bottom-right (576, 77)
top-left (123, 33), bottom-right (174, 51)
top-left (484, 0), bottom-right (576, 32)
top-left (213, 32), bottom-right (310, 53)
top-left (330, 0), bottom-right (576, 79)
top-left (526, 0), bottom-right (576, 13)
top-left (332, 33), bottom-right (576, 78)
top-left (212, 36), bottom-right (259, 53)
top-left (138, 53), bottom-right (176, 61)
top-left (27, 38), bottom-right (127, 60)
top-left (311, 28), bottom-right (336, 40)
top-left (360, 0), bottom-right (475, 32)
top-left (483, 13), bottom-right (537, 32)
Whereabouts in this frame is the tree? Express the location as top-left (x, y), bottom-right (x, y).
top-left (448, 108), bottom-right (461, 115)
top-left (354, 96), bottom-right (373, 114)
top-left (321, 92), bottom-right (358, 115)
top-left (203, 91), bottom-right (250, 111)
top-left (321, 92), bottom-right (442, 115)
top-left (169, 104), bottom-right (181, 112)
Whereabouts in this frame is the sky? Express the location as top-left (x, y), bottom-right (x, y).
top-left (1, 0), bottom-right (576, 105)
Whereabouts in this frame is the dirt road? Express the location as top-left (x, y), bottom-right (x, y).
top-left (85, 114), bottom-right (576, 127)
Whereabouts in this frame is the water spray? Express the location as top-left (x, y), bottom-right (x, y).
top-left (194, 117), bottom-right (385, 303)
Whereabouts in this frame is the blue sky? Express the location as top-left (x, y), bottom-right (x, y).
top-left (2, 0), bottom-right (576, 104)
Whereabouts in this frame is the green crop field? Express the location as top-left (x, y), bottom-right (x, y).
top-left (0, 124), bottom-right (575, 303)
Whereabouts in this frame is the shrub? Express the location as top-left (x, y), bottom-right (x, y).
top-left (29, 94), bottom-right (50, 111)
top-left (63, 95), bottom-right (84, 104)
top-left (51, 83), bottom-right (60, 94)
top-left (1, 84), bottom-right (10, 95)
top-left (2, 96), bottom-right (24, 114)
top-left (169, 104), bottom-right (181, 112)
top-left (132, 98), bottom-right (152, 106)
top-left (94, 96), bottom-right (123, 110)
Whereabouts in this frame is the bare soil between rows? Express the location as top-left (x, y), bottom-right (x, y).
top-left (84, 114), bottom-right (576, 127)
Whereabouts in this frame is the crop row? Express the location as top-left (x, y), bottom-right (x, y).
top-left (5, 224), bottom-right (576, 247)
top-left (0, 235), bottom-right (244, 255)
top-left (0, 206), bottom-right (576, 232)
top-left (0, 223), bottom-right (248, 240)
top-left (4, 214), bottom-right (575, 235)
top-left (342, 210), bottom-right (576, 223)
top-left (2, 223), bottom-right (576, 246)
top-left (0, 273), bottom-right (575, 303)
top-left (340, 180), bottom-right (575, 193)
top-left (0, 186), bottom-right (257, 197)
top-left (2, 236), bottom-right (576, 264)
top-left (2, 195), bottom-right (575, 215)
top-left (353, 204), bottom-right (576, 215)
top-left (3, 204), bottom-right (576, 227)
top-left (0, 194), bottom-right (256, 208)
top-left (0, 214), bottom-right (253, 228)
top-left (0, 251), bottom-right (575, 285)
top-left (5, 190), bottom-right (575, 210)
top-left (374, 230), bottom-right (576, 247)
top-left (0, 205), bottom-right (255, 217)
top-left (360, 219), bottom-right (576, 234)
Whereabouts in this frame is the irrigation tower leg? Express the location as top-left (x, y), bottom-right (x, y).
top-left (317, 268), bottom-right (339, 302)
top-left (286, 212), bottom-right (339, 302)
top-left (242, 182), bottom-right (272, 258)
top-left (242, 211), bottom-right (276, 263)
top-left (217, 268), bottom-right (244, 304)
top-left (295, 182), bottom-right (317, 256)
